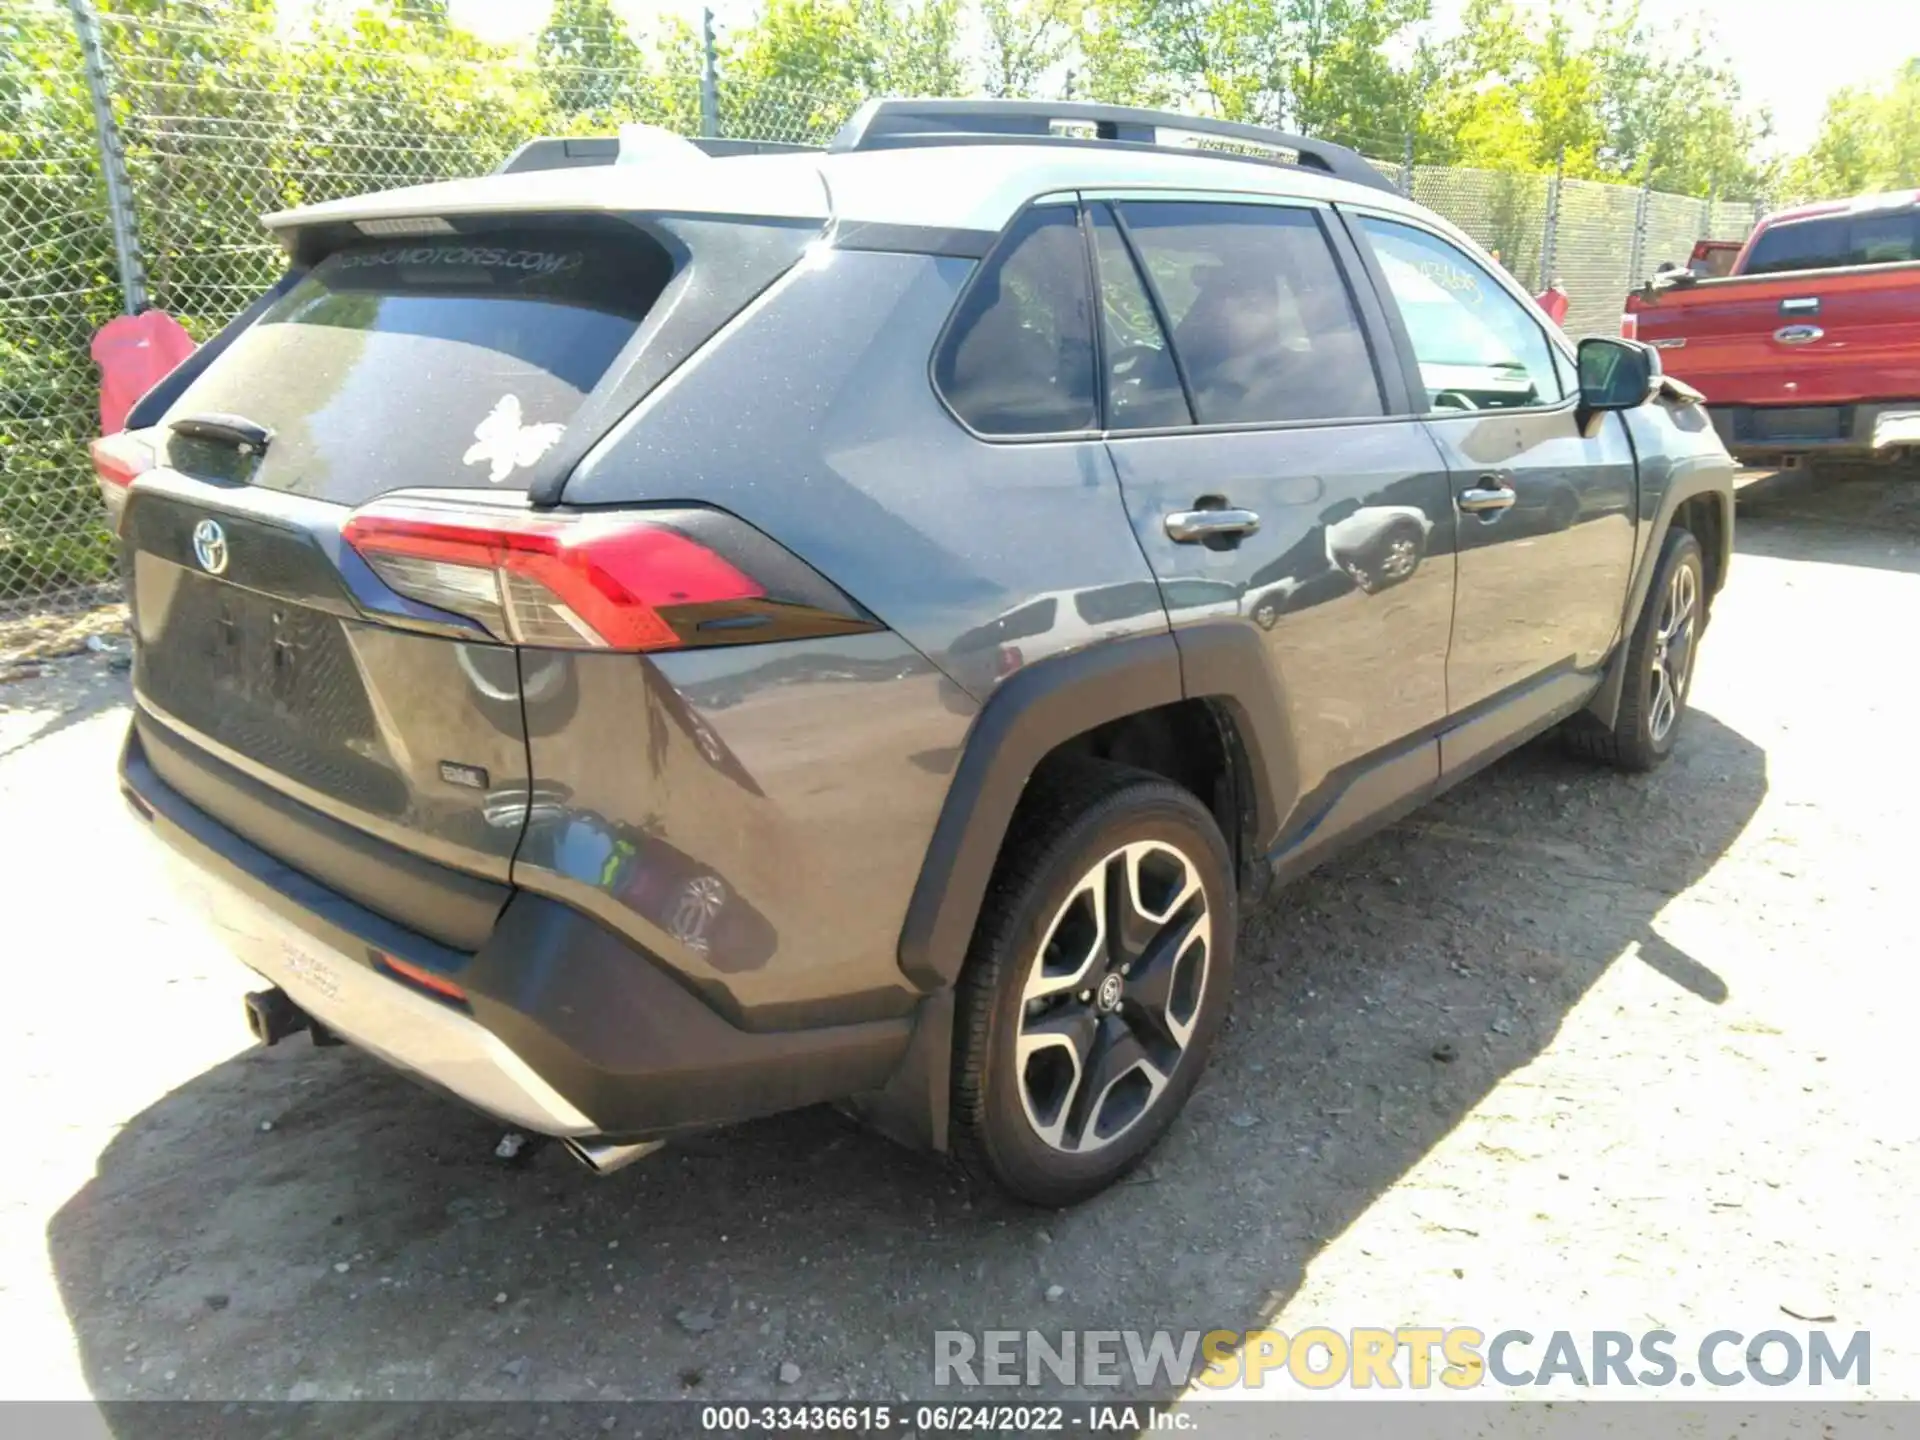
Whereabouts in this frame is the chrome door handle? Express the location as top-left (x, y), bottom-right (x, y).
top-left (1165, 507), bottom-right (1261, 543)
top-left (1456, 482), bottom-right (1516, 515)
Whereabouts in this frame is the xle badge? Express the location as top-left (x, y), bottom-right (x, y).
top-left (439, 761), bottom-right (490, 790)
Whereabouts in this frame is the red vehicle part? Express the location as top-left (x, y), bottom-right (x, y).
top-left (1622, 192), bottom-right (1920, 465)
top-left (91, 310), bottom-right (197, 435)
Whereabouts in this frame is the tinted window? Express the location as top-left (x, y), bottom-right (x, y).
top-left (1115, 202), bottom-right (1383, 426)
top-left (167, 229), bottom-right (674, 498)
top-left (1358, 217), bottom-right (1561, 412)
top-left (1090, 205), bottom-right (1190, 430)
top-left (1745, 210), bottom-right (1920, 274)
top-left (935, 205), bottom-right (1096, 435)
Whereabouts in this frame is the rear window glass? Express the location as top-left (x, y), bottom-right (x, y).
top-left (165, 229), bottom-right (673, 496)
top-left (1744, 210), bottom-right (1920, 275)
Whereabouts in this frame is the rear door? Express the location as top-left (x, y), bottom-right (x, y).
top-left (1090, 195), bottom-right (1458, 859)
top-left (1346, 211), bottom-right (1635, 738)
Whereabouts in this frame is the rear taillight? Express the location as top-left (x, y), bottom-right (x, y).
top-left (343, 497), bottom-right (876, 653)
top-left (90, 430), bottom-right (155, 533)
top-left (1620, 312), bottom-right (1639, 340)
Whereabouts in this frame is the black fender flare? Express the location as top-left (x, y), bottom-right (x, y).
top-left (895, 631), bottom-right (1184, 994)
top-left (1584, 468), bottom-right (1733, 728)
top-left (896, 622), bottom-right (1293, 994)
top-left (867, 626), bottom-right (1292, 1153)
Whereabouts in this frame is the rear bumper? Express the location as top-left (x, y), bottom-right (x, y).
top-left (1711, 401), bottom-right (1920, 463)
top-left (119, 722), bottom-right (914, 1141)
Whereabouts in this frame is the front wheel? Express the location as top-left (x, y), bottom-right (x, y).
top-left (1563, 527), bottom-right (1705, 771)
top-left (951, 762), bottom-right (1236, 1207)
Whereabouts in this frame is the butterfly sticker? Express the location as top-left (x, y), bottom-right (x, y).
top-left (462, 394), bottom-right (566, 484)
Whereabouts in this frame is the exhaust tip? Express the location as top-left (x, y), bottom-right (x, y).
top-left (564, 1137), bottom-right (666, 1176)
top-left (243, 988), bottom-right (310, 1047)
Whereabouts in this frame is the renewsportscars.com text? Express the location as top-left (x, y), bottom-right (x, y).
top-left (934, 1327), bottom-right (1871, 1391)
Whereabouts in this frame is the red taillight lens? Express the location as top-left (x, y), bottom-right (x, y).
top-left (1620, 311), bottom-right (1639, 341)
top-left (343, 499), bottom-right (768, 652)
top-left (90, 430), bottom-right (155, 532)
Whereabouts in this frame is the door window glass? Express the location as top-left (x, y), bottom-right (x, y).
top-left (934, 205), bottom-right (1096, 436)
top-left (1089, 205), bottom-right (1191, 429)
top-left (1114, 201), bottom-right (1384, 426)
top-left (1357, 216), bottom-right (1562, 412)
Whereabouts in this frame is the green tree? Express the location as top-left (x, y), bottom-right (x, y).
top-left (870, 0), bottom-right (967, 96)
top-left (722, 0), bottom-right (966, 139)
top-left (1081, 0), bottom-right (1289, 122)
top-left (1420, 0), bottom-right (1764, 192)
top-left (538, 0), bottom-right (645, 117)
top-left (1281, 0), bottom-right (1429, 151)
top-left (979, 0), bottom-right (1081, 98)
top-left (1079, 0), bottom-right (1429, 144)
top-left (1584, 0), bottom-right (1769, 194)
top-left (1789, 58), bottom-right (1920, 197)
top-left (0, 4), bottom-right (125, 593)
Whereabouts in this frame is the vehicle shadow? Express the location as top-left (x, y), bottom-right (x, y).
top-left (47, 708), bottom-right (1766, 1413)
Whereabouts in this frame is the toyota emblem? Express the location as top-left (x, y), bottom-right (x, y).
top-left (192, 518), bottom-right (229, 575)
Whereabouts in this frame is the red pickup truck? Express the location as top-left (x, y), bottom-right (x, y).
top-left (1622, 190), bottom-right (1920, 470)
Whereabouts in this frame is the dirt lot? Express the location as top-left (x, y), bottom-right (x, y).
top-left (1, 467), bottom-right (1916, 1406)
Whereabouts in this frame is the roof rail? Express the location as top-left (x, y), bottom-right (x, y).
top-left (828, 98), bottom-right (1397, 195)
top-left (496, 135), bottom-right (821, 175)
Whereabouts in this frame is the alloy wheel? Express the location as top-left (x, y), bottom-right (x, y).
top-left (1014, 841), bottom-right (1211, 1153)
top-left (1649, 560), bottom-right (1698, 743)
top-left (1381, 537), bottom-right (1419, 580)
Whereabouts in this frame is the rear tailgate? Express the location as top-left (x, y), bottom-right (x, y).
top-left (125, 475), bottom-right (530, 949)
top-left (1629, 263), bottom-right (1920, 407)
top-left (125, 190), bottom-right (827, 946)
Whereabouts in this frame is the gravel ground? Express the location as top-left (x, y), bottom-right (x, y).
top-left (1, 467), bottom-right (1916, 1407)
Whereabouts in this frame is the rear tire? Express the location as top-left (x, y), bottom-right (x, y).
top-left (950, 761), bottom-right (1236, 1207)
top-left (1562, 527), bottom-right (1705, 772)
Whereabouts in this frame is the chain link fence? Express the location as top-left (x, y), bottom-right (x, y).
top-left (0, 0), bottom-right (1783, 616)
top-left (1, 0), bottom-right (124, 617)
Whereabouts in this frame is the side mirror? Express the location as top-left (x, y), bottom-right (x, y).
top-left (1577, 336), bottom-right (1660, 415)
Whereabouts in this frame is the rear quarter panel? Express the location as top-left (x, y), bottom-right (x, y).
top-left (534, 249), bottom-right (1169, 1021)
top-left (512, 634), bottom-right (971, 1027)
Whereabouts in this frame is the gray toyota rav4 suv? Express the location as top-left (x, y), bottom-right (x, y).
top-left (110, 99), bottom-right (1734, 1206)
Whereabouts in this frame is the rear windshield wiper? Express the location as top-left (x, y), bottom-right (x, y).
top-left (169, 412), bottom-right (274, 456)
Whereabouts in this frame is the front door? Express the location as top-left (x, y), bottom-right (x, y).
top-left (1088, 196), bottom-right (1458, 857)
top-left (1346, 213), bottom-right (1637, 725)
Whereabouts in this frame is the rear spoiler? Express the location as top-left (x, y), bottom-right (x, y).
top-left (496, 135), bottom-right (821, 175)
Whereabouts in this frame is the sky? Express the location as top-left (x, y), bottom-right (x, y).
top-left (447, 0), bottom-right (1920, 154)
